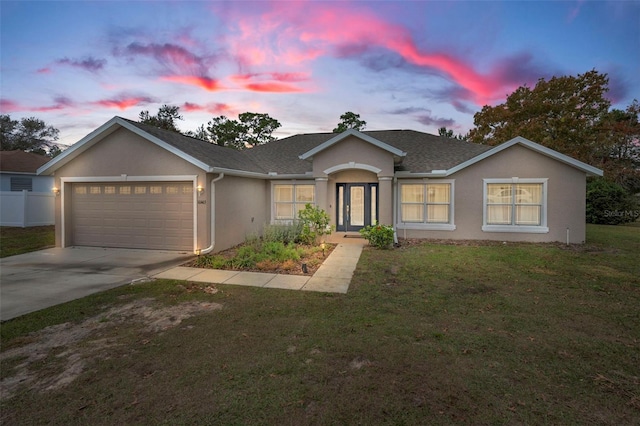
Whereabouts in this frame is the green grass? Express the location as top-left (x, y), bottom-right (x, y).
top-left (0, 225), bottom-right (55, 258)
top-left (1, 224), bottom-right (639, 425)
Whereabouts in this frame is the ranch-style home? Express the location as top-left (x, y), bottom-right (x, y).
top-left (38, 116), bottom-right (603, 253)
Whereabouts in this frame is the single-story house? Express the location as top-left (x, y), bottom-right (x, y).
top-left (37, 116), bottom-right (603, 253)
top-left (1, 150), bottom-right (53, 192)
top-left (1, 150), bottom-right (55, 227)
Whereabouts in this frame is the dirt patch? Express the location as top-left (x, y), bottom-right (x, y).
top-left (0, 298), bottom-right (222, 401)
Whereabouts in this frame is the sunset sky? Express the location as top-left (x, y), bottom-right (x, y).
top-left (1, 0), bottom-right (638, 148)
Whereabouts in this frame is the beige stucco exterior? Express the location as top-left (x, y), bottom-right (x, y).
top-left (396, 144), bottom-right (588, 243)
top-left (43, 119), bottom-right (599, 252)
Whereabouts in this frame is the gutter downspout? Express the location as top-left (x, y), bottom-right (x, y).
top-left (393, 176), bottom-right (398, 245)
top-left (199, 173), bottom-right (225, 255)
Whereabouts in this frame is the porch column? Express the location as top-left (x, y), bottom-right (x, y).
top-left (315, 177), bottom-right (329, 213)
top-left (378, 176), bottom-right (393, 225)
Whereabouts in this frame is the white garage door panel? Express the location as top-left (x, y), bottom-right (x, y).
top-left (71, 182), bottom-right (193, 250)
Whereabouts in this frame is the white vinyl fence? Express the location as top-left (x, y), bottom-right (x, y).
top-left (0, 190), bottom-right (55, 227)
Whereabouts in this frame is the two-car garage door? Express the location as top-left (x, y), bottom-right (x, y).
top-left (71, 182), bottom-right (194, 251)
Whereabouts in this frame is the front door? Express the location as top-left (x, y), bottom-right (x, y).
top-left (336, 183), bottom-right (378, 232)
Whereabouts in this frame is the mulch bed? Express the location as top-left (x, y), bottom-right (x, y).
top-left (185, 243), bottom-right (336, 276)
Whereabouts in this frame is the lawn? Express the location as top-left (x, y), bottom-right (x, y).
top-left (0, 226), bottom-right (55, 258)
top-left (1, 224), bottom-right (639, 425)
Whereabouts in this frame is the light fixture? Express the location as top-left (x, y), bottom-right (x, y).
top-left (196, 185), bottom-right (204, 196)
top-left (52, 187), bottom-right (60, 196)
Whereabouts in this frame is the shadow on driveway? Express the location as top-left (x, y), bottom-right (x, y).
top-left (0, 247), bottom-right (194, 321)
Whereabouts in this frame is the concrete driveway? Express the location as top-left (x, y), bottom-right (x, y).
top-left (0, 247), bottom-right (194, 321)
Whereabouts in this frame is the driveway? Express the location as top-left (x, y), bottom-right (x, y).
top-left (0, 247), bottom-right (194, 321)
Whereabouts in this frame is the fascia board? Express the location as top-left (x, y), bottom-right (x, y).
top-left (445, 136), bottom-right (604, 177)
top-left (209, 167), bottom-right (270, 179)
top-left (299, 129), bottom-right (406, 160)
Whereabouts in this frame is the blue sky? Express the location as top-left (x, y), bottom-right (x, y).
top-left (1, 0), bottom-right (638, 147)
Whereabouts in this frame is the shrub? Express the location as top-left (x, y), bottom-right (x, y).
top-left (193, 255), bottom-right (228, 269)
top-left (359, 223), bottom-right (395, 249)
top-left (586, 178), bottom-right (639, 225)
top-left (232, 246), bottom-right (259, 268)
top-left (262, 241), bottom-right (301, 262)
top-left (262, 223), bottom-right (303, 244)
top-left (298, 204), bottom-right (333, 245)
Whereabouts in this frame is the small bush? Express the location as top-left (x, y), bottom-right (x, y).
top-left (263, 223), bottom-right (303, 244)
top-left (262, 241), bottom-right (301, 262)
top-left (359, 223), bottom-right (395, 249)
top-left (586, 178), bottom-right (639, 225)
top-left (193, 255), bottom-right (228, 269)
top-left (232, 246), bottom-right (259, 268)
top-left (298, 204), bottom-right (333, 245)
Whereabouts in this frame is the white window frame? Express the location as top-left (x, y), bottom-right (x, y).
top-left (396, 179), bottom-right (456, 231)
top-left (271, 181), bottom-right (316, 223)
top-left (482, 178), bottom-right (549, 233)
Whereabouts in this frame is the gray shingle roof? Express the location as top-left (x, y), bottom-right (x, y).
top-left (123, 119), bottom-right (267, 174)
top-left (245, 130), bottom-right (493, 174)
top-left (124, 119), bottom-right (492, 175)
top-left (0, 150), bottom-right (51, 173)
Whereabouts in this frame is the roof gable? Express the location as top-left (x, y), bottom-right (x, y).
top-left (299, 129), bottom-right (406, 161)
top-left (38, 117), bottom-right (267, 176)
top-left (446, 136), bottom-right (603, 177)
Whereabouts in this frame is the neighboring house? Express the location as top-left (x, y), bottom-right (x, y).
top-left (37, 116), bottom-right (602, 252)
top-left (0, 150), bottom-right (53, 192)
top-left (1, 150), bottom-right (54, 227)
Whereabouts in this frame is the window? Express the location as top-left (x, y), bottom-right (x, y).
top-left (483, 179), bottom-right (548, 233)
top-left (399, 182), bottom-right (453, 227)
top-left (273, 184), bottom-right (315, 221)
top-left (10, 177), bottom-right (32, 191)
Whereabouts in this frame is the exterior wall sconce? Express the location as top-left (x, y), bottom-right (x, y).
top-left (196, 185), bottom-right (204, 196)
top-left (52, 187), bottom-right (60, 196)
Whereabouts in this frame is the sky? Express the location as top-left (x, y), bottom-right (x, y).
top-left (1, 0), bottom-right (639, 148)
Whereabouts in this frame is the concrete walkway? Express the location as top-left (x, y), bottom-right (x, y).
top-left (153, 237), bottom-right (366, 294)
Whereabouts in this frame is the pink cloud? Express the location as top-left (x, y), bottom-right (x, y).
top-left (92, 95), bottom-right (153, 110)
top-left (0, 99), bottom-right (24, 113)
top-left (33, 96), bottom-right (75, 112)
top-left (230, 72), bottom-right (311, 92)
top-left (219, 1), bottom-right (529, 105)
top-left (182, 101), bottom-right (235, 115)
top-left (243, 82), bottom-right (307, 93)
top-left (161, 75), bottom-right (224, 91)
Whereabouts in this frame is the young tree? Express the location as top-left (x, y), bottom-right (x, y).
top-left (0, 114), bottom-right (60, 156)
top-left (139, 104), bottom-right (183, 132)
top-left (333, 112), bottom-right (366, 133)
